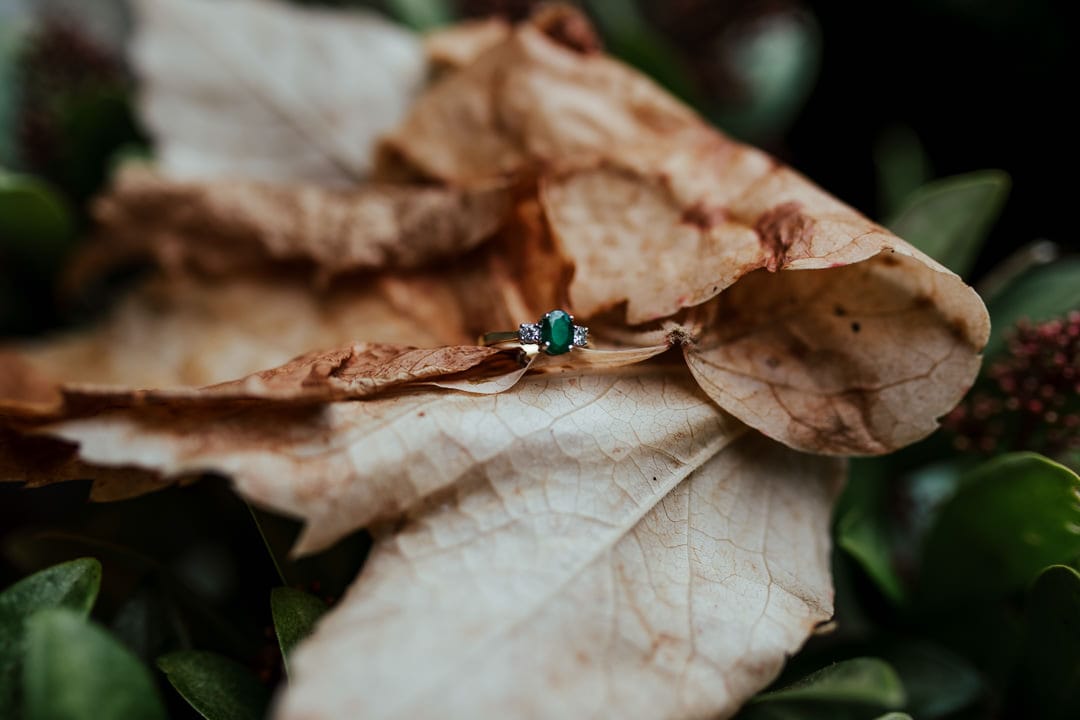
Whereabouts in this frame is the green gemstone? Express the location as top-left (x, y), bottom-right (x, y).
top-left (540, 310), bottom-right (574, 355)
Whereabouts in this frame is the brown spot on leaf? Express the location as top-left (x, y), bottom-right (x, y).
top-left (754, 202), bottom-right (814, 272)
top-left (532, 6), bottom-right (600, 54)
top-left (680, 202), bottom-right (728, 230)
top-left (850, 322), bottom-right (861, 333)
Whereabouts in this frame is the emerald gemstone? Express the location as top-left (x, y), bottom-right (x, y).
top-left (540, 310), bottom-right (574, 355)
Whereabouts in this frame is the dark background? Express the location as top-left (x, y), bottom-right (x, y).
top-left (791, 0), bottom-right (1070, 276)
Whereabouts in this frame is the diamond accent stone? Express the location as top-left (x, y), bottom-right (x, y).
top-left (572, 325), bottom-right (589, 347)
top-left (518, 322), bottom-right (541, 344)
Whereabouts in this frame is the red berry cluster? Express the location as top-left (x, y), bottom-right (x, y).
top-left (16, 17), bottom-right (124, 179)
top-left (945, 311), bottom-right (1080, 459)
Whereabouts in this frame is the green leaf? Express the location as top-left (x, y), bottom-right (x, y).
top-left (383, 0), bottom-right (452, 31)
top-left (1021, 565), bottom-right (1080, 719)
top-left (0, 170), bottom-right (76, 273)
top-left (918, 453), bottom-right (1080, 608)
top-left (874, 124), bottom-right (931, 217)
top-left (835, 464), bottom-right (906, 605)
top-left (873, 714), bottom-right (913, 720)
top-left (753, 657), bottom-right (906, 708)
top-left (23, 608), bottom-right (167, 720)
top-left (984, 257), bottom-right (1080, 357)
top-left (271, 587), bottom-right (326, 674)
top-left (157, 650), bottom-right (270, 720)
top-left (888, 170), bottom-right (1009, 277)
top-left (883, 641), bottom-right (983, 719)
top-left (0, 19), bottom-right (30, 167)
top-left (0, 558), bottom-right (101, 712)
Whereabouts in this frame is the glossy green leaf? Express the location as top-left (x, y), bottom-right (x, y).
top-left (271, 587), bottom-right (327, 674)
top-left (836, 508), bottom-right (904, 602)
top-left (158, 650), bottom-right (270, 720)
top-left (0, 170), bottom-right (75, 272)
top-left (0, 558), bottom-right (101, 712)
top-left (23, 608), bottom-right (167, 720)
top-left (984, 257), bottom-right (1080, 357)
top-left (888, 170), bottom-right (1009, 277)
top-left (1022, 565), bottom-right (1080, 719)
top-left (752, 657), bottom-right (906, 708)
top-left (835, 465), bottom-right (906, 605)
top-left (884, 641), bottom-right (983, 719)
top-left (384, 0), bottom-right (451, 31)
top-left (874, 124), bottom-right (931, 216)
top-left (918, 454), bottom-right (1080, 609)
top-left (873, 714), bottom-right (913, 720)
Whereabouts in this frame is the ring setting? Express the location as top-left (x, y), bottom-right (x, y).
top-left (481, 309), bottom-right (589, 356)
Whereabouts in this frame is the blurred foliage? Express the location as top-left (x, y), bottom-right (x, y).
top-left (888, 170), bottom-right (1010, 278)
top-left (24, 608), bottom-right (168, 720)
top-left (158, 650), bottom-right (271, 720)
top-left (1, 0), bottom-right (1078, 719)
top-left (270, 588), bottom-right (327, 675)
top-left (738, 658), bottom-right (905, 720)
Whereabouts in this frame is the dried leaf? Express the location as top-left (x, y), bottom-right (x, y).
top-left (423, 18), bottom-right (510, 70)
top-left (40, 367), bottom-right (729, 552)
top-left (682, 251), bottom-right (988, 455)
top-left (378, 6), bottom-right (697, 182)
top-left (43, 343), bottom-right (519, 417)
top-left (30, 366), bottom-right (841, 719)
top-left (278, 430), bottom-right (840, 720)
top-left (133, 0), bottom-right (424, 185)
top-left (381, 10), bottom-right (987, 454)
top-left (11, 275), bottom-right (467, 393)
top-left (77, 167), bottom-right (512, 282)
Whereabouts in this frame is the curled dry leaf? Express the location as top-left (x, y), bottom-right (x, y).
top-left (381, 7), bottom-right (989, 454)
top-left (379, 7), bottom-right (696, 183)
top-left (133, 0), bottom-right (424, 185)
top-left (682, 254), bottom-right (986, 454)
top-left (78, 167), bottom-right (512, 282)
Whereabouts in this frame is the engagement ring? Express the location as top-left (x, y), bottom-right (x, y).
top-left (480, 309), bottom-right (589, 356)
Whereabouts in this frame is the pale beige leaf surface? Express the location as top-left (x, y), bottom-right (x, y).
top-left (133, 0), bottom-right (424, 185)
top-left (42, 368), bottom-right (740, 554)
top-left (35, 367), bottom-right (840, 719)
top-left (78, 167), bottom-right (512, 281)
top-left (276, 429), bottom-right (840, 720)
